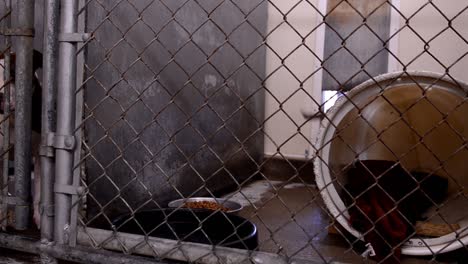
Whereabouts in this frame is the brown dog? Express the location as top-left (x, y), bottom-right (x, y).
top-left (343, 160), bottom-right (448, 263)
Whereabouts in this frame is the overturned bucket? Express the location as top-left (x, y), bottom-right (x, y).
top-left (314, 71), bottom-right (468, 256)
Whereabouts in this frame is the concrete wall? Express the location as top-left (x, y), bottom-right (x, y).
top-left (322, 0), bottom-right (391, 91)
top-left (83, 1), bottom-right (267, 222)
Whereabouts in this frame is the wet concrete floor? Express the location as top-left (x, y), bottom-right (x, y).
top-left (224, 179), bottom-right (467, 263)
top-left (1, 179), bottom-right (466, 263)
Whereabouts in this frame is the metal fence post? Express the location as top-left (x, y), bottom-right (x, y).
top-left (0, 0), bottom-right (12, 230)
top-left (41, 0), bottom-right (59, 263)
top-left (14, 0), bottom-right (35, 230)
top-left (41, 0), bottom-right (59, 241)
top-left (54, 0), bottom-right (78, 245)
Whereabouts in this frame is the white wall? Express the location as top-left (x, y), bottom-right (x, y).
top-left (393, 0), bottom-right (468, 81)
top-left (264, 0), bottom-right (468, 160)
top-left (263, 0), bottom-right (323, 160)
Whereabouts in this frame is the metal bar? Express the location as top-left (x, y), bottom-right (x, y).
top-left (77, 227), bottom-right (330, 264)
top-left (0, 0), bottom-right (12, 230)
top-left (14, 0), bottom-right (35, 230)
top-left (0, 232), bottom-right (167, 264)
top-left (41, 0), bottom-right (60, 263)
top-left (1, 27), bottom-right (34, 36)
top-left (69, 0), bottom-right (86, 247)
top-left (58, 33), bottom-right (90, 42)
top-left (41, 0), bottom-right (59, 240)
top-left (54, 0), bottom-right (78, 244)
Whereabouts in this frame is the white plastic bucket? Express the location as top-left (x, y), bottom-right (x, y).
top-left (315, 71), bottom-right (468, 255)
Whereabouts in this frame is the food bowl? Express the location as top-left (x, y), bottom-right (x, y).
top-left (113, 209), bottom-right (258, 250)
top-left (168, 197), bottom-right (243, 213)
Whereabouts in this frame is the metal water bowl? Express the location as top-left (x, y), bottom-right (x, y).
top-left (113, 209), bottom-right (257, 250)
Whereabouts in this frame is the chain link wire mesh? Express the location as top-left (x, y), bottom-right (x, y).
top-left (72, 0), bottom-right (468, 263)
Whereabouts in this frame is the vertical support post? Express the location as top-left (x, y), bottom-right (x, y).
top-left (54, 0), bottom-right (78, 245)
top-left (68, 0), bottom-right (86, 247)
top-left (42, 0), bottom-right (59, 240)
top-left (41, 0), bottom-right (59, 263)
top-left (1, 0), bottom-right (12, 230)
top-left (14, 0), bottom-right (35, 230)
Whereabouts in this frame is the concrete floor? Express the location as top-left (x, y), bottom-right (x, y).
top-left (223, 179), bottom-right (468, 264)
top-left (1, 179), bottom-right (466, 263)
top-left (0, 249), bottom-right (41, 264)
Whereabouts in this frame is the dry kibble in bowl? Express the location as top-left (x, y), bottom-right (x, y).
top-left (183, 201), bottom-right (230, 212)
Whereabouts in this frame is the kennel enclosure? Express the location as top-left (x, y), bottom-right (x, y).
top-left (0, 0), bottom-right (467, 264)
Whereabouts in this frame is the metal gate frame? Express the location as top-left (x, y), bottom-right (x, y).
top-left (0, 0), bottom-right (35, 232)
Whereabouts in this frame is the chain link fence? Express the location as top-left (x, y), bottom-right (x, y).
top-left (0, 0), bottom-right (468, 264)
top-left (71, 0), bottom-right (468, 263)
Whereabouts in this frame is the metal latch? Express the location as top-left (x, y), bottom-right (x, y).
top-left (2, 196), bottom-right (28, 206)
top-left (40, 133), bottom-right (76, 157)
top-left (361, 243), bottom-right (376, 258)
top-left (49, 132), bottom-right (76, 150)
top-left (54, 183), bottom-right (84, 196)
top-left (39, 204), bottom-right (55, 217)
top-left (301, 107), bottom-right (325, 120)
top-left (1, 28), bottom-right (34, 37)
top-left (58, 33), bottom-right (91, 42)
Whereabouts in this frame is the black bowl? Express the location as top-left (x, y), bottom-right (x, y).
top-left (113, 209), bottom-right (258, 250)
